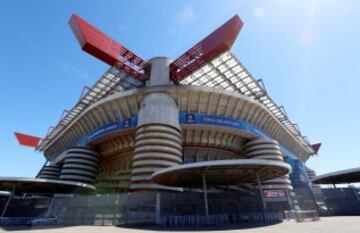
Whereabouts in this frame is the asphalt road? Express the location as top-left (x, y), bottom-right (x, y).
top-left (0, 217), bottom-right (359, 233)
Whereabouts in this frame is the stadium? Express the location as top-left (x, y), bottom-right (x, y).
top-left (0, 14), bottom-right (324, 226)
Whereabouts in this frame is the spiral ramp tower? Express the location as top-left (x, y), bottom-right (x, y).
top-left (244, 138), bottom-right (300, 210)
top-left (306, 166), bottom-right (327, 211)
top-left (59, 146), bottom-right (100, 185)
top-left (306, 167), bottom-right (320, 189)
top-left (37, 165), bottom-right (61, 180)
top-left (130, 57), bottom-right (183, 191)
top-left (130, 93), bottom-right (183, 190)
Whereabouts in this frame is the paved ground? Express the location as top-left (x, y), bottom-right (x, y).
top-left (0, 217), bottom-right (359, 233)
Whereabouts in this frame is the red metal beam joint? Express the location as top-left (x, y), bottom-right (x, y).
top-left (311, 143), bottom-right (322, 154)
top-left (69, 14), bottom-right (149, 82)
top-left (170, 15), bottom-right (243, 83)
top-left (69, 13), bottom-right (242, 84)
top-left (14, 132), bottom-right (42, 148)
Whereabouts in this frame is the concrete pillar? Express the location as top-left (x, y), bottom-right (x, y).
top-left (147, 57), bottom-right (172, 86)
top-left (130, 93), bottom-right (182, 190)
top-left (130, 57), bottom-right (182, 190)
top-left (155, 192), bottom-right (161, 224)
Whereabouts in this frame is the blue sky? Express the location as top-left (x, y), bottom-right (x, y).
top-left (0, 0), bottom-right (359, 177)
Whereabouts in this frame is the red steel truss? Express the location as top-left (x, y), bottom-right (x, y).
top-left (15, 132), bottom-right (42, 148)
top-left (37, 13), bottom-right (315, 157)
top-left (69, 14), bottom-right (149, 82)
top-left (170, 15), bottom-right (243, 83)
top-left (311, 143), bottom-right (322, 154)
top-left (69, 14), bottom-right (242, 84)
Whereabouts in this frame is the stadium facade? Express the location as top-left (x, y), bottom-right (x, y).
top-left (1, 14), bottom-right (322, 226)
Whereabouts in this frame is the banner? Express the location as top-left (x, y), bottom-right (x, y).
top-left (179, 112), bottom-right (269, 139)
top-left (78, 116), bottom-right (137, 145)
top-left (263, 189), bottom-right (287, 202)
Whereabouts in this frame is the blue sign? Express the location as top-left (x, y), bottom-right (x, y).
top-left (77, 116), bottom-right (137, 145)
top-left (180, 112), bottom-right (269, 139)
top-left (71, 111), bottom-right (309, 188)
top-left (179, 112), bottom-right (298, 159)
top-left (76, 112), bottom-right (298, 160)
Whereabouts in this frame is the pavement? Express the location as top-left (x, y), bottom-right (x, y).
top-left (0, 217), bottom-right (359, 233)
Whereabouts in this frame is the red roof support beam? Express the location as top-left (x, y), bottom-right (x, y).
top-left (311, 143), bottom-right (322, 154)
top-left (14, 132), bottom-right (42, 148)
top-left (170, 15), bottom-right (243, 83)
top-left (69, 14), bottom-right (149, 82)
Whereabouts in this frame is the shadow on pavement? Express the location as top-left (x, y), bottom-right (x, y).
top-left (118, 221), bottom-right (283, 232)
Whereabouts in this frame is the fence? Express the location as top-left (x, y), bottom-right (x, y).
top-left (321, 187), bottom-right (360, 216)
top-left (158, 212), bottom-right (283, 227)
top-left (0, 217), bottom-right (57, 226)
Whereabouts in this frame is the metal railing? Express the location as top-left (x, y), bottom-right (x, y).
top-left (159, 212), bottom-right (284, 226)
top-left (37, 67), bottom-right (143, 152)
top-left (180, 51), bottom-right (314, 156)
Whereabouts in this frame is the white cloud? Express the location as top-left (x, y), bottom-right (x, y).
top-left (300, 27), bottom-right (313, 48)
top-left (171, 5), bottom-right (195, 37)
top-left (254, 7), bottom-right (265, 18)
top-left (301, 0), bottom-right (318, 77)
top-left (118, 22), bottom-right (133, 33)
top-left (59, 61), bottom-right (89, 80)
top-left (174, 5), bottom-right (195, 27)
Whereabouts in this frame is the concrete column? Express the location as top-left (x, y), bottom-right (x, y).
top-left (147, 57), bottom-right (172, 86)
top-left (155, 192), bottom-right (161, 224)
top-left (131, 57), bottom-right (182, 191)
top-left (202, 173), bottom-right (209, 216)
top-left (1, 186), bottom-right (15, 217)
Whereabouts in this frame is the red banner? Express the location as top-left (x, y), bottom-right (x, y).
top-left (263, 189), bottom-right (286, 198)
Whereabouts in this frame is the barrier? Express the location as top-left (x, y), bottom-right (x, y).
top-left (284, 210), bottom-right (319, 222)
top-left (0, 217), bottom-right (57, 226)
top-left (160, 212), bottom-right (283, 226)
top-left (320, 187), bottom-right (360, 216)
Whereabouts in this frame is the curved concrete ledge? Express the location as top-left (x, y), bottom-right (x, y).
top-left (0, 177), bottom-right (95, 194)
top-left (42, 85), bottom-right (312, 161)
top-left (151, 159), bottom-right (291, 187)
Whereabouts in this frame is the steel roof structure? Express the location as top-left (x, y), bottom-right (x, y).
top-left (37, 67), bottom-right (142, 150)
top-left (0, 177), bottom-right (95, 194)
top-left (179, 51), bottom-right (314, 155)
top-left (35, 13), bottom-right (315, 157)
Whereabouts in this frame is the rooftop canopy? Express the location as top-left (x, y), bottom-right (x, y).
top-left (37, 14), bottom-right (315, 159)
top-left (180, 51), bottom-right (314, 156)
top-left (312, 167), bottom-right (360, 185)
top-left (0, 177), bottom-right (95, 194)
top-left (151, 159), bottom-right (291, 187)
